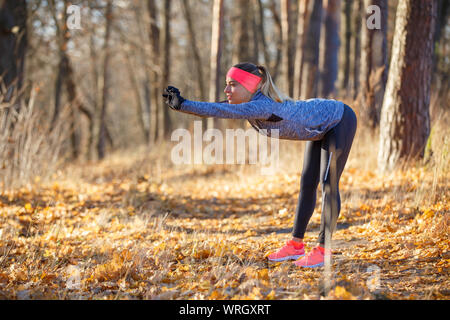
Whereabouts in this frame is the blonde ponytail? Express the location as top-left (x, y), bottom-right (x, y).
top-left (257, 65), bottom-right (294, 103)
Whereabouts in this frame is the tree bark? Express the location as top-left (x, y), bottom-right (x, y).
top-left (50, 0), bottom-right (68, 127)
top-left (181, 0), bottom-right (208, 132)
top-left (181, 0), bottom-right (206, 101)
top-left (293, 0), bottom-right (309, 100)
top-left (125, 49), bottom-right (149, 144)
top-left (280, 0), bottom-right (292, 96)
top-left (300, 0), bottom-right (323, 99)
top-left (358, 0), bottom-right (388, 129)
top-left (349, 0), bottom-right (361, 100)
top-left (251, 0), bottom-right (259, 63)
top-left (130, 2), bottom-right (153, 145)
top-left (337, 0), bottom-right (352, 98)
top-left (378, 0), bottom-right (437, 172)
top-left (160, 0), bottom-right (172, 140)
top-left (87, 16), bottom-right (99, 161)
top-left (255, 0), bottom-right (270, 66)
top-left (208, 0), bottom-right (224, 130)
top-left (97, 0), bottom-right (113, 160)
top-left (50, 0), bottom-right (85, 159)
top-left (65, 58), bottom-right (93, 160)
top-left (0, 0), bottom-right (27, 105)
top-left (268, 0), bottom-right (282, 81)
top-left (232, 0), bottom-right (252, 65)
top-left (320, 0), bottom-right (341, 98)
top-left (432, 0), bottom-right (449, 96)
top-left (147, 0), bottom-right (161, 145)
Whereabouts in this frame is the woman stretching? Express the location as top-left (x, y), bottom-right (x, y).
top-left (162, 62), bottom-right (357, 268)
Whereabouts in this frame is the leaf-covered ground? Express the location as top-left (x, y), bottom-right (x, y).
top-left (0, 142), bottom-right (448, 300)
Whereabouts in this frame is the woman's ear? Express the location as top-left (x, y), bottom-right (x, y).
top-left (257, 65), bottom-right (265, 77)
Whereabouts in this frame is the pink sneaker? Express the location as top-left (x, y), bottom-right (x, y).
top-left (293, 246), bottom-right (331, 268)
top-left (267, 240), bottom-right (305, 262)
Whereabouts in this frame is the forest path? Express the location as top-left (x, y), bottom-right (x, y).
top-left (0, 150), bottom-right (448, 300)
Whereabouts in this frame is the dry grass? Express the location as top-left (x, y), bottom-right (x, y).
top-left (0, 88), bottom-right (68, 192)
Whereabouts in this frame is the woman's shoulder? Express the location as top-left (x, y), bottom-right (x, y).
top-left (252, 90), bottom-right (285, 104)
top-left (251, 91), bottom-right (276, 105)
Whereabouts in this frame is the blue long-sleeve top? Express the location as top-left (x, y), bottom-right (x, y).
top-left (179, 89), bottom-right (345, 141)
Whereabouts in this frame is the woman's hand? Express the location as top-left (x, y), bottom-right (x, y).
top-left (162, 86), bottom-right (185, 110)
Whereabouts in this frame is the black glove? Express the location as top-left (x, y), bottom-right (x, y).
top-left (162, 86), bottom-right (185, 110)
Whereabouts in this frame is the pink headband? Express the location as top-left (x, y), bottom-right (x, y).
top-left (226, 67), bottom-right (262, 93)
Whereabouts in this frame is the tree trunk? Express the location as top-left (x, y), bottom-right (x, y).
top-left (65, 58), bottom-right (93, 160)
top-left (181, 0), bottom-right (206, 101)
top-left (349, 0), bottom-right (361, 100)
top-left (280, 0), bottom-right (292, 96)
top-left (208, 0), bottom-right (224, 130)
top-left (52, 52), bottom-right (67, 126)
top-left (432, 0), bottom-right (449, 96)
top-left (87, 44), bottom-right (95, 159)
top-left (181, 0), bottom-right (208, 131)
top-left (232, 0), bottom-right (252, 64)
top-left (88, 21), bottom-right (99, 161)
top-left (268, 0), bottom-right (282, 81)
top-left (131, 3), bottom-right (152, 145)
top-left (50, 0), bottom-right (83, 159)
top-left (293, 0), bottom-right (309, 100)
top-left (337, 0), bottom-right (352, 98)
top-left (251, 0), bottom-right (259, 63)
top-left (147, 0), bottom-right (161, 145)
top-left (255, 0), bottom-right (270, 66)
top-left (378, 0), bottom-right (437, 172)
top-left (0, 0), bottom-right (27, 106)
top-left (359, 0), bottom-right (388, 129)
top-left (300, 0), bottom-right (323, 99)
top-left (125, 50), bottom-right (149, 144)
top-left (320, 0), bottom-right (341, 98)
top-left (142, 77), bottom-right (152, 143)
top-left (160, 0), bottom-right (172, 140)
top-left (50, 0), bottom-right (68, 127)
top-left (97, 0), bottom-right (113, 160)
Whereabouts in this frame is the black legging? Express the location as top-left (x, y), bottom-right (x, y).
top-left (292, 104), bottom-right (357, 245)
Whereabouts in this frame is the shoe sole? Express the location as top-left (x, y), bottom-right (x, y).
top-left (294, 262), bottom-right (324, 268)
top-left (268, 254), bottom-right (304, 262)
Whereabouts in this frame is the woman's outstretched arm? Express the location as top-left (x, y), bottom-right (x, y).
top-left (163, 86), bottom-right (276, 119)
top-left (178, 99), bottom-right (274, 119)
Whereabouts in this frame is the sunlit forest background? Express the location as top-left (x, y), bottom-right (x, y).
top-left (0, 0), bottom-right (448, 300)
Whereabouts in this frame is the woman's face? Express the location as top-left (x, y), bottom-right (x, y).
top-left (224, 77), bottom-right (253, 104)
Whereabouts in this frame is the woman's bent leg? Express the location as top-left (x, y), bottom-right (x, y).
top-left (318, 105), bottom-right (357, 246)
